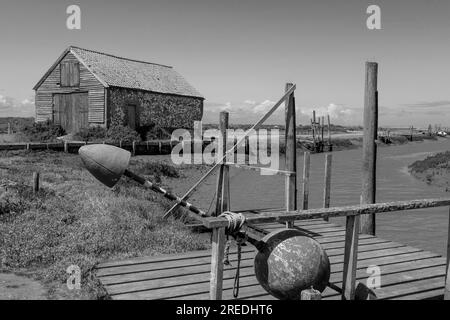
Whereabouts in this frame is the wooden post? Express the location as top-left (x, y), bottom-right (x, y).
top-left (342, 215), bottom-right (360, 300)
top-left (245, 136), bottom-right (250, 165)
top-left (285, 83), bottom-right (297, 228)
top-left (215, 112), bottom-right (230, 215)
top-left (7, 122), bottom-right (11, 134)
top-left (33, 172), bottom-right (40, 194)
top-left (64, 141), bottom-right (69, 153)
top-left (321, 116), bottom-right (324, 144)
top-left (445, 207), bottom-right (450, 300)
top-left (302, 151), bottom-right (310, 210)
top-left (132, 141), bottom-right (136, 156)
top-left (210, 226), bottom-right (226, 300)
top-left (323, 154), bottom-right (332, 221)
top-left (360, 62), bottom-right (378, 235)
top-left (327, 114), bottom-right (332, 151)
top-left (26, 143), bottom-right (30, 151)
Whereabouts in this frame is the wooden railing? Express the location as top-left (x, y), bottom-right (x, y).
top-left (189, 198), bottom-right (450, 300)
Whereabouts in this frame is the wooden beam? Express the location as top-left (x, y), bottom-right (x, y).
top-left (327, 114), bottom-right (332, 151)
top-left (323, 153), bottom-right (332, 221)
top-left (360, 61), bottom-right (378, 235)
top-left (224, 162), bottom-right (295, 176)
top-left (215, 112), bottom-right (229, 215)
top-left (209, 227), bottom-right (226, 300)
top-left (285, 83), bottom-right (297, 228)
top-left (342, 215), bottom-right (360, 299)
top-left (302, 152), bottom-right (311, 210)
top-left (445, 206), bottom-right (450, 300)
top-left (202, 198), bottom-right (450, 229)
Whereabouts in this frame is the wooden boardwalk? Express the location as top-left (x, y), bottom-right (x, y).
top-left (96, 219), bottom-right (447, 300)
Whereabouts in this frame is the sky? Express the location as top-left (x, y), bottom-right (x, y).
top-left (0, 0), bottom-right (449, 127)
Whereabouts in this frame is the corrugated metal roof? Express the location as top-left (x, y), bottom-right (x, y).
top-left (34, 46), bottom-right (204, 99)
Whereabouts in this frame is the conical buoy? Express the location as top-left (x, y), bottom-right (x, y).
top-left (78, 144), bottom-right (131, 188)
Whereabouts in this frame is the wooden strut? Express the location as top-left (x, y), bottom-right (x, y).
top-left (163, 84), bottom-right (297, 219)
top-left (203, 198), bottom-right (450, 229)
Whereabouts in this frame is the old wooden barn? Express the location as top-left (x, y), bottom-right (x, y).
top-left (33, 46), bottom-right (204, 134)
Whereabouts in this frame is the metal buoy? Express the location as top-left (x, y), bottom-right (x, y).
top-left (79, 144), bottom-right (131, 188)
top-left (254, 229), bottom-right (330, 300)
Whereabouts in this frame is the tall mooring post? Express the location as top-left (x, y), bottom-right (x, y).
top-left (360, 62), bottom-right (378, 235)
top-left (210, 111), bottom-right (230, 300)
top-left (215, 111), bottom-right (230, 215)
top-left (285, 83), bottom-right (297, 228)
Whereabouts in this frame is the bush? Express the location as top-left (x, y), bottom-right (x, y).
top-left (106, 124), bottom-right (141, 143)
top-left (73, 126), bottom-right (107, 142)
top-left (21, 121), bottom-right (65, 142)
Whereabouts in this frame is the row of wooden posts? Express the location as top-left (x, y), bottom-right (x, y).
top-left (309, 111), bottom-right (333, 153)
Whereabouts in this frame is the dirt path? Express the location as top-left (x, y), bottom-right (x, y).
top-left (0, 272), bottom-right (47, 300)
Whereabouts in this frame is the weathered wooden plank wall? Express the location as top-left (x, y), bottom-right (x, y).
top-left (34, 51), bottom-right (105, 125)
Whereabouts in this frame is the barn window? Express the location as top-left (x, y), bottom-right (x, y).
top-left (60, 62), bottom-right (80, 87)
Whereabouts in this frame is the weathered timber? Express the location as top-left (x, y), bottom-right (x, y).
top-left (210, 227), bottom-right (226, 300)
top-left (445, 207), bottom-right (450, 300)
top-left (33, 172), bottom-right (40, 194)
top-left (302, 152), bottom-right (311, 210)
top-left (341, 215), bottom-right (360, 300)
top-left (285, 83), bottom-right (297, 228)
top-left (323, 153), bottom-right (332, 221)
top-left (360, 61), bottom-right (378, 235)
top-left (224, 162), bottom-right (295, 176)
top-left (202, 198), bottom-right (450, 229)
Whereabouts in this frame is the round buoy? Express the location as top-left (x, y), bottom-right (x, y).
top-left (254, 229), bottom-right (330, 300)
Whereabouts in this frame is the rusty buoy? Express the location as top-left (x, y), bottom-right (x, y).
top-left (254, 229), bottom-right (330, 300)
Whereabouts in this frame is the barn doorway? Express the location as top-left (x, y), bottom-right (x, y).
top-left (126, 104), bottom-right (137, 130)
top-left (53, 92), bottom-right (88, 133)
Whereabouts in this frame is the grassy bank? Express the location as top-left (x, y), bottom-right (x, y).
top-left (409, 151), bottom-right (450, 190)
top-left (0, 150), bottom-right (210, 299)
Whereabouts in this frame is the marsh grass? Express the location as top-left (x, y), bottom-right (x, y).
top-left (0, 150), bottom-right (209, 299)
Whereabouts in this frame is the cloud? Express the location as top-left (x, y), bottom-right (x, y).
top-left (402, 101), bottom-right (450, 108)
top-left (0, 94), bottom-right (35, 117)
top-left (252, 100), bottom-right (276, 114)
top-left (204, 100), bottom-right (361, 125)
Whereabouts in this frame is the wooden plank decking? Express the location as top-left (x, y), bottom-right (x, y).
top-left (96, 219), bottom-right (447, 300)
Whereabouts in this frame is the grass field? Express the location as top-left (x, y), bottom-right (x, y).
top-left (0, 150), bottom-right (210, 299)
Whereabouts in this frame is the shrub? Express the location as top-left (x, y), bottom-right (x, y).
top-left (21, 121), bottom-right (65, 142)
top-left (106, 124), bottom-right (141, 143)
top-left (74, 126), bottom-right (107, 142)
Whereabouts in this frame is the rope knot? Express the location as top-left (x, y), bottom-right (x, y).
top-left (219, 211), bottom-right (246, 236)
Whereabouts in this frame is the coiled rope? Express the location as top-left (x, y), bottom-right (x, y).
top-left (218, 211), bottom-right (247, 298)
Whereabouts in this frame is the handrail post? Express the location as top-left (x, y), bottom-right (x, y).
top-left (342, 214), bottom-right (360, 300)
top-left (210, 112), bottom-right (229, 300)
top-left (210, 226), bottom-right (226, 300)
top-left (215, 111), bottom-right (230, 214)
top-left (285, 83), bottom-right (297, 228)
top-left (360, 61), bottom-right (378, 235)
